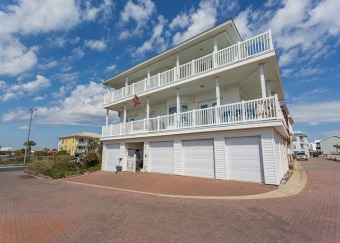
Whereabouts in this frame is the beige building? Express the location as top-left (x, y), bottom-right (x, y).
top-left (58, 132), bottom-right (101, 156)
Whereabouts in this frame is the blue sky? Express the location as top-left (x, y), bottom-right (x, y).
top-left (0, 0), bottom-right (339, 150)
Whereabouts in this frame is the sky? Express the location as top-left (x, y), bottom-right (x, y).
top-left (0, 0), bottom-right (339, 150)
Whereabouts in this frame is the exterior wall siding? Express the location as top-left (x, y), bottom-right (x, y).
top-left (108, 127), bottom-right (285, 185)
top-left (320, 136), bottom-right (340, 155)
top-left (261, 128), bottom-right (277, 185)
top-left (143, 142), bottom-right (149, 171)
top-left (214, 136), bottom-right (226, 179)
top-left (173, 140), bottom-right (182, 175)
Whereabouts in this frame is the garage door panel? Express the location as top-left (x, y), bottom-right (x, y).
top-left (149, 141), bottom-right (174, 174)
top-left (226, 137), bottom-right (263, 182)
top-left (182, 139), bottom-right (215, 178)
top-left (105, 144), bottom-right (120, 171)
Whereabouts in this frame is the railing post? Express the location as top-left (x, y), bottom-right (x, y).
top-left (237, 41), bottom-right (241, 60)
top-left (119, 123), bottom-right (122, 135)
top-left (215, 106), bottom-right (220, 124)
top-left (157, 73), bottom-right (161, 86)
top-left (157, 116), bottom-right (160, 131)
top-left (192, 109), bottom-right (196, 127)
top-left (242, 100), bottom-right (246, 122)
top-left (268, 29), bottom-right (274, 50)
top-left (191, 60), bottom-right (195, 75)
top-left (274, 94), bottom-right (281, 119)
top-left (132, 83), bottom-right (135, 95)
top-left (144, 78), bottom-right (147, 91)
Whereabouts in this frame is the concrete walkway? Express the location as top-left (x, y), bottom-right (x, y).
top-left (0, 157), bottom-right (338, 242)
top-left (63, 162), bottom-right (306, 199)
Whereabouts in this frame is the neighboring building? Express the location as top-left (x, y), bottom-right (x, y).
top-left (292, 131), bottom-right (309, 157)
top-left (0, 147), bottom-right (14, 152)
top-left (58, 132), bottom-right (101, 156)
top-left (319, 136), bottom-right (340, 155)
top-left (309, 140), bottom-right (321, 153)
top-left (101, 19), bottom-right (293, 185)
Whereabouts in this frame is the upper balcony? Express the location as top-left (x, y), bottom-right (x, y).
top-left (103, 31), bottom-right (274, 108)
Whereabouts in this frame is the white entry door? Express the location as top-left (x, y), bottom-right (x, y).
top-left (182, 139), bottom-right (215, 178)
top-left (149, 141), bottom-right (174, 174)
top-left (104, 143), bottom-right (121, 172)
top-left (225, 137), bottom-right (264, 182)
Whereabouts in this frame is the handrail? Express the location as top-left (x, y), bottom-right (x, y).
top-left (103, 30), bottom-right (273, 105)
top-left (102, 96), bottom-right (280, 137)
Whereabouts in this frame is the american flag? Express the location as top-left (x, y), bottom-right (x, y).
top-left (132, 95), bottom-right (141, 107)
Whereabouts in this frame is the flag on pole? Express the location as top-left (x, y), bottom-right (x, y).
top-left (132, 95), bottom-right (141, 107)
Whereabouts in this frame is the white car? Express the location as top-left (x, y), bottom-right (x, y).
top-left (296, 152), bottom-right (308, 161)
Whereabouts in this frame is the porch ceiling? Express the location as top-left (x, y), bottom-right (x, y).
top-left (105, 53), bottom-right (283, 111)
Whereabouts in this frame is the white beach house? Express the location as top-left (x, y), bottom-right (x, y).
top-left (101, 19), bottom-right (293, 185)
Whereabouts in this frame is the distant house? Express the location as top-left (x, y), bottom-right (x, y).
top-left (58, 132), bottom-right (101, 157)
top-left (319, 136), bottom-right (340, 155)
top-left (101, 19), bottom-right (293, 186)
top-left (292, 131), bottom-right (310, 157)
top-left (309, 140), bottom-right (321, 153)
top-left (0, 147), bottom-right (14, 152)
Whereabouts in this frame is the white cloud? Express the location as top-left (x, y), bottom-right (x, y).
top-left (289, 101), bottom-right (340, 125)
top-left (0, 37), bottom-right (38, 76)
top-left (135, 16), bottom-right (167, 56)
top-left (169, 13), bottom-right (190, 30)
top-left (119, 0), bottom-right (155, 40)
top-left (1, 75), bottom-right (50, 101)
top-left (69, 47), bottom-right (85, 60)
top-left (33, 95), bottom-right (46, 101)
top-left (234, 0), bottom-right (339, 69)
top-left (105, 64), bottom-right (117, 72)
top-left (2, 81), bottom-right (115, 126)
top-left (0, 0), bottom-right (81, 35)
top-left (83, 0), bottom-right (113, 21)
top-left (171, 0), bottom-right (218, 45)
top-left (85, 39), bottom-right (107, 51)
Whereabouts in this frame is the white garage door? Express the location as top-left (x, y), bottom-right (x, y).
top-left (182, 139), bottom-right (215, 178)
top-left (226, 137), bottom-right (264, 182)
top-left (149, 141), bottom-right (174, 174)
top-left (105, 143), bottom-right (121, 171)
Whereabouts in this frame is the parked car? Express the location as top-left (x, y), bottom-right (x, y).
top-left (296, 151), bottom-right (308, 161)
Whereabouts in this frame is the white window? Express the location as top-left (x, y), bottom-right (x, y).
top-left (168, 105), bottom-right (188, 115)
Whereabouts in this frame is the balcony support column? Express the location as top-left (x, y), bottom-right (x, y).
top-left (176, 88), bottom-right (180, 128)
top-left (106, 109), bottom-right (109, 126)
top-left (146, 96), bottom-right (150, 130)
top-left (123, 103), bottom-right (127, 124)
top-left (125, 77), bottom-right (128, 96)
top-left (266, 80), bottom-right (272, 97)
top-left (175, 54), bottom-right (180, 81)
top-left (259, 64), bottom-right (266, 98)
top-left (213, 37), bottom-right (218, 68)
top-left (176, 88), bottom-right (180, 114)
top-left (147, 67), bottom-right (150, 89)
top-left (215, 77), bottom-right (221, 106)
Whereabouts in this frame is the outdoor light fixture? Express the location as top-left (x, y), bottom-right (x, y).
top-left (23, 107), bottom-right (37, 166)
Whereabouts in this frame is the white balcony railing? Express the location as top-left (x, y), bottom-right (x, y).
top-left (102, 96), bottom-right (281, 138)
top-left (103, 30), bottom-right (273, 105)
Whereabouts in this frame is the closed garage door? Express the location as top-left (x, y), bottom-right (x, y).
top-left (225, 137), bottom-right (264, 182)
top-left (182, 139), bottom-right (215, 178)
top-left (149, 141), bottom-right (174, 174)
top-left (105, 143), bottom-right (120, 171)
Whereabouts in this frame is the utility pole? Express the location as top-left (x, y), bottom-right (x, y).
top-left (23, 107), bottom-right (37, 165)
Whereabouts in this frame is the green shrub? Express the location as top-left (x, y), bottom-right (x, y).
top-left (84, 152), bottom-right (99, 167)
top-left (288, 163), bottom-right (294, 170)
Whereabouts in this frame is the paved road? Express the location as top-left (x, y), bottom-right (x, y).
top-left (0, 157), bottom-right (339, 242)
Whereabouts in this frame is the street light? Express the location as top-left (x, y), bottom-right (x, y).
top-left (23, 107), bottom-right (37, 165)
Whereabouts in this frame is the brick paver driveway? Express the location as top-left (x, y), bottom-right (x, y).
top-left (0, 157), bottom-right (339, 242)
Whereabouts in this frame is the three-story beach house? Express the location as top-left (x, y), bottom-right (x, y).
top-left (101, 19), bottom-right (292, 185)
